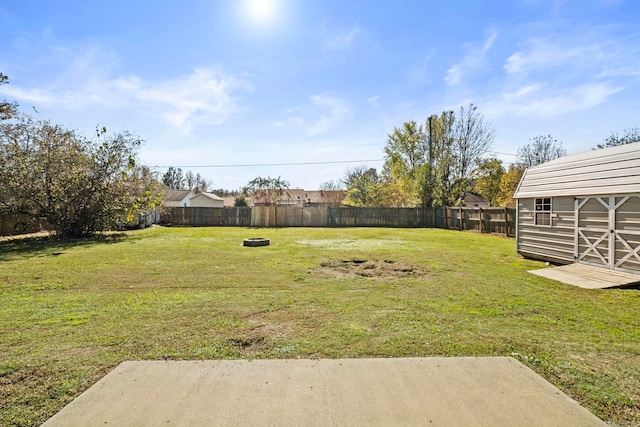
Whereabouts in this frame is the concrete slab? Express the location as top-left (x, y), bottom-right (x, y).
top-left (43, 357), bottom-right (605, 427)
top-left (529, 263), bottom-right (640, 289)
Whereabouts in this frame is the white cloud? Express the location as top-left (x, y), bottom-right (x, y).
top-left (322, 25), bottom-right (361, 51)
top-left (0, 86), bottom-right (56, 105)
top-left (504, 41), bottom-right (585, 74)
top-left (307, 93), bottom-right (351, 135)
top-left (133, 68), bottom-right (252, 131)
top-left (484, 82), bottom-right (623, 118)
top-left (444, 28), bottom-right (498, 86)
top-left (503, 30), bottom-right (640, 79)
top-left (0, 56), bottom-right (251, 133)
top-left (367, 95), bottom-right (380, 108)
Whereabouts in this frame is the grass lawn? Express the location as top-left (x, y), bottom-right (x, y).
top-left (1, 226), bottom-right (639, 426)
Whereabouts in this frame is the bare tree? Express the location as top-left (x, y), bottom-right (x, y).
top-left (424, 105), bottom-right (495, 207)
top-left (595, 128), bottom-right (640, 149)
top-left (516, 135), bottom-right (567, 168)
top-left (451, 103), bottom-right (495, 183)
top-left (243, 176), bottom-right (290, 206)
top-left (319, 180), bottom-right (345, 206)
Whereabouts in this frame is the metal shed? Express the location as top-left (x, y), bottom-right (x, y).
top-left (514, 143), bottom-right (640, 274)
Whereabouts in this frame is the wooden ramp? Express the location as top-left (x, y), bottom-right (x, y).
top-left (529, 263), bottom-right (640, 289)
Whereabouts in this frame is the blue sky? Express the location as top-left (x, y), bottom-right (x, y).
top-left (1, 0), bottom-right (639, 190)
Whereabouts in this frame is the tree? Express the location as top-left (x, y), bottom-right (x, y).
top-left (0, 114), bottom-right (156, 238)
top-left (164, 168), bottom-right (210, 192)
top-left (125, 165), bottom-right (165, 218)
top-left (0, 73), bottom-right (18, 120)
top-left (162, 167), bottom-right (185, 190)
top-left (427, 110), bottom-right (457, 206)
top-left (516, 135), bottom-right (566, 168)
top-left (234, 194), bottom-right (248, 207)
top-left (474, 158), bottom-right (504, 206)
top-left (243, 176), bottom-right (290, 206)
top-left (382, 121), bottom-right (428, 207)
top-left (318, 180), bottom-right (345, 206)
top-left (342, 166), bottom-right (381, 207)
top-left (595, 128), bottom-right (640, 149)
top-left (450, 104), bottom-right (495, 195)
top-left (425, 105), bottom-right (495, 207)
top-left (192, 172), bottom-right (211, 193)
top-left (496, 164), bottom-right (525, 207)
top-left (185, 170), bottom-right (195, 190)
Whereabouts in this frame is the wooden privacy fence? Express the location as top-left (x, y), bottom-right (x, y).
top-left (167, 206), bottom-right (516, 237)
top-left (169, 207), bottom-right (252, 227)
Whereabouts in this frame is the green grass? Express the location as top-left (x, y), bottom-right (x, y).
top-left (1, 226), bottom-right (639, 426)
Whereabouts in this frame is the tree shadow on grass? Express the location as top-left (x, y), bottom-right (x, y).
top-left (0, 232), bottom-right (128, 261)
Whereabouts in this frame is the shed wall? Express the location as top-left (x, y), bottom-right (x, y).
top-left (517, 196), bottom-right (575, 264)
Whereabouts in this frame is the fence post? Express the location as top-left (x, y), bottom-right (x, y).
top-left (444, 208), bottom-right (449, 229)
top-left (504, 207), bottom-right (510, 237)
top-left (479, 208), bottom-right (484, 233)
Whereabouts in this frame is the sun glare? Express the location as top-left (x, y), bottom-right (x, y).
top-left (245, 0), bottom-right (279, 26)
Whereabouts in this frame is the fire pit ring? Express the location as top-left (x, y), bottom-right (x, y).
top-left (243, 238), bottom-right (270, 247)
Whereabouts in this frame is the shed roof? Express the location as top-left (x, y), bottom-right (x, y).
top-left (514, 143), bottom-right (640, 199)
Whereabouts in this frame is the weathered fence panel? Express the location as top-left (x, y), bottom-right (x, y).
top-left (440, 207), bottom-right (516, 236)
top-left (170, 207), bottom-right (251, 227)
top-left (328, 207), bottom-right (431, 227)
top-left (167, 206), bottom-right (516, 237)
top-left (251, 206), bottom-right (329, 227)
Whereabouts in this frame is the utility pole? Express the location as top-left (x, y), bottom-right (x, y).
top-left (428, 115), bottom-right (436, 207)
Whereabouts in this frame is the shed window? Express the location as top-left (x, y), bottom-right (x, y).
top-left (534, 197), bottom-right (551, 226)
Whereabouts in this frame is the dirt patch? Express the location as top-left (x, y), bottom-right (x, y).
top-left (314, 259), bottom-right (427, 280)
top-left (229, 336), bottom-right (265, 350)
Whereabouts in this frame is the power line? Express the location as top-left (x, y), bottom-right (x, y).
top-left (489, 151), bottom-right (517, 157)
top-left (155, 159), bottom-right (385, 168)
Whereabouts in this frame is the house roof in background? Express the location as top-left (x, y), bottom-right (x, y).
top-left (462, 193), bottom-right (489, 207)
top-left (221, 197), bottom-right (236, 207)
top-left (192, 192), bottom-right (224, 201)
top-left (162, 189), bottom-right (193, 202)
top-left (281, 189), bottom-right (346, 204)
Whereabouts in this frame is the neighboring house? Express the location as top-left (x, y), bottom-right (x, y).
top-left (514, 143), bottom-right (640, 274)
top-left (461, 192), bottom-right (489, 209)
top-left (189, 192), bottom-right (224, 208)
top-left (162, 189), bottom-right (195, 207)
top-left (221, 196), bottom-right (237, 208)
top-left (276, 189), bottom-right (346, 207)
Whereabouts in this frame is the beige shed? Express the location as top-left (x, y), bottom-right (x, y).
top-left (514, 143), bottom-right (640, 274)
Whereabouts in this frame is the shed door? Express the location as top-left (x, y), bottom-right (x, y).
top-left (575, 195), bottom-right (640, 273)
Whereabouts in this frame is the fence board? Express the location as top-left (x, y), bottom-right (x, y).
top-left (166, 206), bottom-right (516, 237)
top-left (170, 207), bottom-right (251, 227)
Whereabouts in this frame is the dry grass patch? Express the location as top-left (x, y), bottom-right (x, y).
top-left (314, 259), bottom-right (427, 280)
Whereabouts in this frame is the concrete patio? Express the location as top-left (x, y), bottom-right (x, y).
top-left (43, 357), bottom-right (606, 426)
